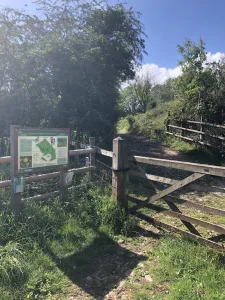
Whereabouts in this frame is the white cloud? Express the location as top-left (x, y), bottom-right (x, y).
top-left (132, 52), bottom-right (225, 86)
top-left (206, 52), bottom-right (225, 63)
top-left (137, 64), bottom-right (182, 85)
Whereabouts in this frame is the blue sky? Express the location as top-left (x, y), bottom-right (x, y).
top-left (1, 0), bottom-right (225, 82)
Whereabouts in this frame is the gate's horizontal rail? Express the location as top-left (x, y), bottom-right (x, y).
top-left (128, 183), bottom-right (225, 218)
top-left (130, 170), bottom-right (178, 185)
top-left (95, 147), bottom-right (113, 158)
top-left (129, 156), bottom-right (225, 177)
top-left (134, 211), bottom-right (225, 251)
top-left (128, 196), bottom-right (225, 234)
top-left (130, 171), bottom-right (225, 194)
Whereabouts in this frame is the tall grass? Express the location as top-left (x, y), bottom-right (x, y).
top-left (0, 185), bottom-right (137, 299)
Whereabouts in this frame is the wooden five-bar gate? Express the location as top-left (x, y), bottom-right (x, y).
top-left (103, 137), bottom-right (225, 251)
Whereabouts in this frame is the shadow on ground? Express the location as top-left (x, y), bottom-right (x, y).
top-left (46, 231), bottom-right (148, 299)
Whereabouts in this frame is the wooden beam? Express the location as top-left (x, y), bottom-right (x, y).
top-left (164, 199), bottom-right (200, 236)
top-left (130, 170), bottom-right (225, 194)
top-left (95, 147), bottom-right (113, 158)
top-left (129, 173), bottom-right (204, 212)
top-left (0, 179), bottom-right (10, 188)
top-left (168, 124), bottom-right (225, 141)
top-left (134, 212), bottom-right (225, 251)
top-left (129, 156), bottom-right (225, 177)
top-left (0, 166), bottom-right (96, 189)
top-left (0, 156), bottom-right (10, 164)
top-left (128, 196), bottom-right (225, 235)
top-left (166, 131), bottom-right (214, 147)
top-left (130, 170), bottom-right (178, 185)
top-left (69, 148), bottom-right (95, 156)
top-left (187, 120), bottom-right (225, 129)
top-left (128, 183), bottom-right (225, 217)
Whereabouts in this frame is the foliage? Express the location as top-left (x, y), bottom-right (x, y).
top-left (0, 0), bottom-right (145, 139)
top-left (117, 100), bottom-right (181, 140)
top-left (176, 39), bottom-right (225, 124)
top-left (118, 70), bottom-right (153, 115)
top-left (153, 236), bottom-right (225, 299)
top-left (151, 78), bottom-right (176, 104)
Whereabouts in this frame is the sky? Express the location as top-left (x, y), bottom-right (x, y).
top-left (1, 0), bottom-right (225, 83)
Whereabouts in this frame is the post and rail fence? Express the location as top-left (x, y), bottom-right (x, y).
top-left (166, 118), bottom-right (225, 149)
top-left (2, 131), bottom-right (225, 250)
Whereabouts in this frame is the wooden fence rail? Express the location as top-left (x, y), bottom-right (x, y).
top-left (166, 119), bottom-right (225, 148)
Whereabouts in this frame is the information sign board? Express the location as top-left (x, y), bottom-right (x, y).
top-left (14, 128), bottom-right (69, 173)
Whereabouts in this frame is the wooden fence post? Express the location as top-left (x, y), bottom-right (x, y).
top-left (59, 169), bottom-right (68, 202)
top-left (10, 125), bottom-right (22, 214)
top-left (74, 141), bottom-right (80, 168)
top-left (112, 137), bottom-right (128, 211)
top-left (89, 137), bottom-right (95, 181)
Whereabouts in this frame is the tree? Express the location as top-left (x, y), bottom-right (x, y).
top-left (0, 0), bottom-right (146, 139)
top-left (175, 38), bottom-right (225, 124)
top-left (176, 38), bottom-right (207, 119)
top-left (118, 70), bottom-right (153, 115)
top-left (151, 78), bottom-right (176, 104)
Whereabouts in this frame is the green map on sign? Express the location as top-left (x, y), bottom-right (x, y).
top-left (36, 139), bottom-right (56, 161)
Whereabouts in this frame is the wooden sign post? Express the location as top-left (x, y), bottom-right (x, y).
top-left (10, 125), bottom-right (22, 214)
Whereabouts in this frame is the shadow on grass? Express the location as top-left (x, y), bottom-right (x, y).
top-left (46, 230), bottom-right (147, 299)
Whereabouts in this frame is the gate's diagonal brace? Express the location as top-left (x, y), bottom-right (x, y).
top-left (164, 200), bottom-right (201, 236)
top-left (134, 162), bottom-right (158, 192)
top-left (128, 172), bottom-right (205, 213)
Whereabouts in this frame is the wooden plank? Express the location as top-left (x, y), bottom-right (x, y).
top-left (129, 173), bottom-right (204, 212)
top-left (129, 156), bottom-right (225, 177)
top-left (168, 125), bottom-right (225, 141)
top-left (0, 180), bottom-right (11, 188)
top-left (134, 212), bottom-right (225, 251)
top-left (128, 183), bottom-right (225, 217)
top-left (164, 199), bottom-right (201, 236)
top-left (0, 167), bottom-right (96, 189)
top-left (69, 148), bottom-right (95, 156)
top-left (130, 170), bottom-right (225, 193)
top-left (187, 120), bottom-right (225, 129)
top-left (112, 137), bottom-right (128, 210)
top-left (0, 156), bottom-right (10, 164)
top-left (130, 170), bottom-right (178, 185)
top-left (135, 163), bottom-right (158, 191)
top-left (168, 124), bottom-right (204, 135)
top-left (0, 149), bottom-right (96, 165)
top-left (128, 196), bottom-right (225, 234)
top-left (166, 132), bottom-right (214, 147)
top-left (96, 147), bottom-right (113, 158)
top-left (22, 183), bottom-right (91, 202)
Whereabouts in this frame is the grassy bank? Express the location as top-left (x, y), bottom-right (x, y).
top-left (117, 100), bottom-right (219, 163)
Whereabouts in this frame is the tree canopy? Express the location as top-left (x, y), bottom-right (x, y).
top-left (0, 0), bottom-right (145, 139)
